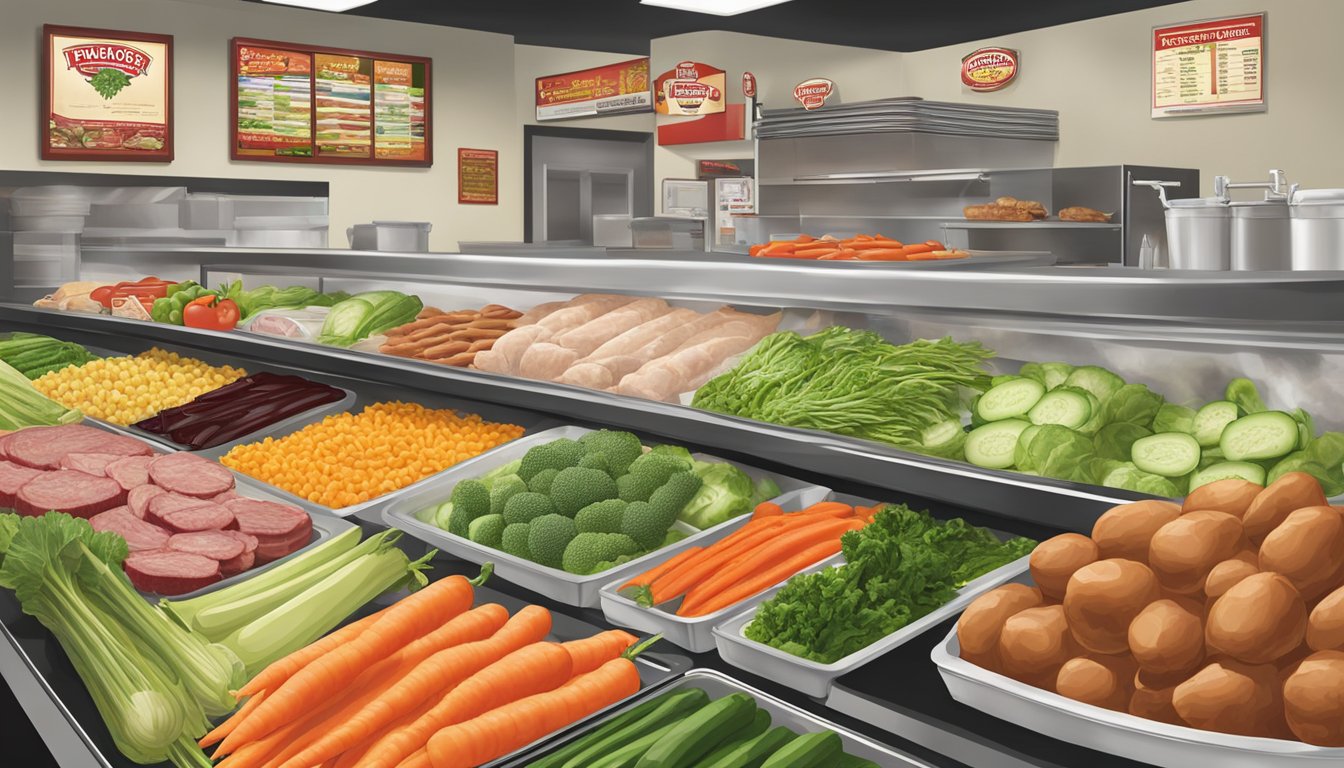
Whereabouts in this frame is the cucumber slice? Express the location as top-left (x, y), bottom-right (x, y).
top-left (1189, 461), bottom-right (1268, 490)
top-left (1191, 401), bottom-right (1239, 448)
top-left (1027, 387), bottom-right (1093, 429)
top-left (920, 418), bottom-right (967, 458)
top-left (1220, 411), bottom-right (1300, 461)
top-left (965, 420), bottom-right (1031, 469)
top-left (1131, 432), bottom-right (1202, 477)
top-left (1063, 366), bottom-right (1125, 403)
top-left (976, 379), bottom-right (1045, 422)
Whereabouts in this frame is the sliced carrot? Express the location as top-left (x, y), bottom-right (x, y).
top-left (857, 249), bottom-right (908, 261)
top-left (619, 546), bottom-right (703, 590)
top-left (681, 538), bottom-right (847, 617)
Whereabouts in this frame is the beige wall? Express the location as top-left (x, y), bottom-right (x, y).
top-left (515, 44), bottom-right (655, 133)
top-left (901, 0), bottom-right (1341, 195)
top-left (3, 0), bottom-right (523, 250)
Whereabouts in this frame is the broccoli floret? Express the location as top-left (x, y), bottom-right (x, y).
top-left (616, 472), bottom-right (660, 503)
top-left (561, 532), bottom-right (641, 575)
top-left (627, 452), bottom-right (692, 486)
top-left (518, 439), bottom-right (586, 482)
top-left (578, 451), bottom-right (613, 477)
top-left (593, 553), bottom-right (641, 572)
top-left (620, 500), bottom-right (679, 550)
top-left (445, 480), bottom-right (490, 536)
top-left (575, 499), bottom-right (627, 533)
top-left (548, 466), bottom-right (618, 517)
top-left (467, 514), bottom-right (506, 549)
top-left (488, 475), bottom-right (528, 515)
top-left (578, 430), bottom-right (643, 474)
top-left (649, 471), bottom-right (703, 519)
top-left (501, 522), bottom-right (532, 560)
top-left (527, 514), bottom-right (578, 569)
top-left (503, 492), bottom-right (556, 525)
top-left (528, 468), bottom-right (560, 495)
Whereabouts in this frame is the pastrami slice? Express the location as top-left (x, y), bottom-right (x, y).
top-left (124, 551), bottom-right (222, 595)
top-left (16, 470), bottom-right (127, 518)
top-left (148, 452), bottom-right (236, 498)
top-left (105, 455), bottom-right (154, 491)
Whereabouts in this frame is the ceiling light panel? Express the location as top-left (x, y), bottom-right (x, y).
top-left (640, 0), bottom-right (794, 17)
top-left (261, 0), bottom-right (377, 12)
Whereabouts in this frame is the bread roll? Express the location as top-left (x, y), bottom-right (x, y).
top-left (1284, 650), bottom-right (1344, 746)
top-left (1030, 534), bottom-right (1099, 601)
top-left (1064, 559), bottom-right (1162, 654)
top-left (1243, 472), bottom-right (1329, 545)
top-left (1147, 510), bottom-right (1247, 595)
top-left (1173, 659), bottom-right (1283, 737)
top-left (998, 605), bottom-right (1076, 688)
top-left (1307, 584), bottom-right (1344, 652)
top-left (1182, 478), bottom-right (1263, 519)
top-left (1258, 506), bottom-right (1344, 601)
top-left (957, 583), bottom-right (1044, 670)
top-left (1091, 500), bottom-right (1181, 564)
top-left (1128, 599), bottom-right (1204, 678)
top-left (1206, 572), bottom-right (1307, 664)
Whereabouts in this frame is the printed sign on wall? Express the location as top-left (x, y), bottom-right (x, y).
top-left (458, 148), bottom-right (498, 205)
top-left (43, 25), bottom-right (173, 161)
top-left (1152, 13), bottom-right (1266, 118)
top-left (793, 78), bottom-right (835, 110)
top-left (535, 58), bottom-right (651, 121)
top-left (961, 47), bottom-right (1019, 92)
top-left (655, 61), bottom-right (727, 116)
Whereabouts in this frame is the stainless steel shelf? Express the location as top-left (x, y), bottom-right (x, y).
top-left (943, 221), bottom-right (1121, 230)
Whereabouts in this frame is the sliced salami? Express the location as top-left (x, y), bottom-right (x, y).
top-left (90, 507), bottom-right (171, 552)
top-left (147, 492), bottom-right (213, 528)
top-left (124, 551), bottom-right (221, 595)
top-left (167, 530), bottom-right (245, 562)
top-left (5, 425), bottom-right (151, 470)
top-left (224, 498), bottom-right (311, 539)
top-left (105, 455), bottom-right (153, 491)
top-left (160, 504), bottom-right (235, 534)
top-left (0, 461), bottom-right (42, 510)
top-left (59, 453), bottom-right (124, 476)
top-left (127, 484), bottom-right (166, 519)
top-left (148, 453), bottom-right (235, 498)
top-left (16, 470), bottom-right (127, 518)
top-left (254, 526), bottom-right (312, 564)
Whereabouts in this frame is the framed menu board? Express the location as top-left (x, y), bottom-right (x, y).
top-left (232, 38), bottom-right (431, 166)
top-left (43, 25), bottom-right (174, 161)
top-left (1152, 14), bottom-right (1266, 118)
top-left (458, 148), bottom-right (498, 205)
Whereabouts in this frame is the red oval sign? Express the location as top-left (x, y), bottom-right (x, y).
top-left (742, 71), bottom-right (757, 98)
top-left (793, 77), bottom-right (834, 110)
top-left (961, 47), bottom-right (1018, 92)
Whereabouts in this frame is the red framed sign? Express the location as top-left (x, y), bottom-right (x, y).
top-left (43, 25), bottom-right (174, 162)
top-left (1152, 13), bottom-right (1266, 118)
top-left (961, 47), bottom-right (1019, 92)
top-left (232, 38), bottom-right (432, 166)
top-left (458, 148), bottom-right (498, 205)
top-left (535, 57), bottom-right (651, 122)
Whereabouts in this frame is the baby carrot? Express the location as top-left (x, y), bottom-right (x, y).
top-left (217, 568), bottom-right (489, 756)
top-left (646, 524), bottom-right (784, 604)
top-left (629, 518), bottom-right (785, 600)
top-left (748, 244), bottom-right (765, 257)
top-left (235, 609), bottom-right (384, 699)
top-left (422, 654), bottom-right (644, 768)
top-left (751, 501), bottom-right (783, 520)
top-left (619, 546), bottom-right (702, 590)
top-left (759, 242), bottom-right (796, 257)
top-left (797, 501), bottom-right (855, 517)
top-left (795, 234), bottom-right (815, 243)
top-left (561, 629), bottom-right (639, 676)
top-left (849, 240), bottom-right (905, 250)
top-left (680, 538), bottom-right (847, 617)
top-left (903, 243), bottom-right (935, 255)
top-left (857, 249), bottom-right (908, 261)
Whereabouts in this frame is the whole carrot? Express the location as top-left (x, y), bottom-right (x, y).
top-left (796, 501), bottom-right (855, 517)
top-left (235, 609), bottom-right (384, 699)
top-left (681, 538), bottom-right (847, 617)
top-left (200, 690), bottom-right (266, 748)
top-left (622, 519), bottom-right (780, 599)
top-left (619, 546), bottom-right (702, 591)
top-left (421, 651), bottom-right (646, 768)
top-left (751, 502), bottom-right (783, 520)
top-left (857, 249), bottom-right (908, 261)
top-left (217, 566), bottom-right (492, 756)
top-left (275, 604), bottom-right (547, 768)
top-left (561, 629), bottom-right (639, 676)
top-left (329, 694), bottom-right (438, 768)
top-left (644, 522), bottom-right (789, 604)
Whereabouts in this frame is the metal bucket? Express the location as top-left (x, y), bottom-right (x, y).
top-left (347, 221), bottom-right (432, 252)
top-left (1165, 199), bottom-right (1230, 270)
top-left (1290, 189), bottom-right (1344, 270)
top-left (1231, 200), bottom-right (1291, 270)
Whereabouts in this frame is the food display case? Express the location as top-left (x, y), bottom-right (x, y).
top-left (5, 242), bottom-right (1344, 768)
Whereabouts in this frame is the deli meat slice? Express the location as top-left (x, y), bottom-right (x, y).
top-left (160, 503), bottom-right (235, 534)
top-left (168, 531), bottom-right (245, 562)
top-left (147, 492), bottom-right (213, 527)
top-left (0, 432), bottom-right (15, 461)
top-left (148, 453), bottom-right (235, 498)
top-left (90, 507), bottom-right (171, 552)
top-left (225, 498), bottom-right (311, 540)
top-left (124, 551), bottom-right (221, 595)
top-left (0, 461), bottom-right (42, 510)
top-left (16, 470), bottom-right (127, 518)
top-left (219, 530), bottom-right (260, 575)
top-left (59, 452), bottom-right (124, 476)
top-left (254, 526), bottom-right (311, 564)
top-left (128, 484), bottom-right (166, 518)
top-left (105, 455), bottom-right (153, 491)
top-left (5, 424), bottom-right (151, 470)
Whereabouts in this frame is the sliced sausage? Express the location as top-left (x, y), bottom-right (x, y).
top-left (90, 507), bottom-right (171, 552)
top-left (105, 455), bottom-right (153, 491)
top-left (148, 453), bottom-right (235, 498)
top-left (0, 461), bottom-right (42, 510)
top-left (59, 453), bottom-right (123, 477)
top-left (127, 484), bottom-right (166, 519)
top-left (5, 425), bottom-right (151, 470)
top-left (160, 504), bottom-right (235, 534)
top-left (124, 551), bottom-right (221, 595)
top-left (16, 470), bottom-right (127, 518)
top-left (168, 530), bottom-right (245, 562)
top-left (225, 499), bottom-right (311, 539)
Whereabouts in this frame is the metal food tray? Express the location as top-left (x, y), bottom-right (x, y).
top-left (501, 668), bottom-right (927, 767)
top-left (128, 385), bottom-right (356, 456)
top-left (382, 425), bottom-right (829, 608)
top-left (931, 623), bottom-right (1344, 768)
top-left (712, 501), bottom-right (1030, 698)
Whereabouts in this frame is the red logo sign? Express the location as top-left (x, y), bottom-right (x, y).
top-left (670, 80), bottom-right (720, 101)
top-left (960, 47), bottom-right (1018, 92)
top-left (742, 71), bottom-right (756, 98)
top-left (793, 78), bottom-right (834, 110)
top-left (62, 43), bottom-right (152, 77)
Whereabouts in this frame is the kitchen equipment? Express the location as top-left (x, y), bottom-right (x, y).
top-left (347, 221), bottom-right (432, 252)
top-left (1136, 171), bottom-right (1294, 271)
top-left (1163, 195), bottom-right (1230, 270)
top-left (1232, 199), bottom-right (1291, 270)
top-left (1289, 188), bottom-right (1344, 270)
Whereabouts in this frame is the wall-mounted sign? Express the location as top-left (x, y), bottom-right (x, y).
top-left (43, 25), bottom-right (173, 161)
top-left (793, 78), bottom-right (834, 110)
top-left (697, 160), bottom-right (742, 178)
top-left (960, 47), bottom-right (1019, 92)
top-left (232, 38), bottom-right (431, 166)
top-left (742, 71), bottom-right (757, 99)
top-left (1152, 13), bottom-right (1266, 118)
top-left (655, 61), bottom-right (726, 116)
top-left (535, 57), bottom-right (651, 122)
top-left (458, 148), bottom-right (498, 205)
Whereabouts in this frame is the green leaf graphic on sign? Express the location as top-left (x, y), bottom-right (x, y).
top-left (89, 68), bottom-right (132, 99)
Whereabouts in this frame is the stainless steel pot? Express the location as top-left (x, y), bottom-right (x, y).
top-left (1289, 189), bottom-right (1344, 270)
top-left (346, 221), bottom-right (432, 252)
top-left (1165, 197), bottom-right (1231, 270)
top-left (1231, 199), bottom-right (1291, 270)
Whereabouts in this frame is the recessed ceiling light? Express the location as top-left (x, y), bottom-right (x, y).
top-left (640, 0), bottom-right (794, 16)
top-left (261, 0), bottom-right (377, 11)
